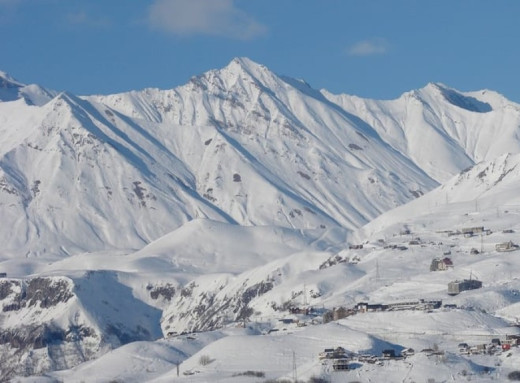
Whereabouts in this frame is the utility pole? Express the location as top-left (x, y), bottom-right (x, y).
top-left (303, 282), bottom-right (308, 306)
top-left (376, 260), bottom-right (380, 283)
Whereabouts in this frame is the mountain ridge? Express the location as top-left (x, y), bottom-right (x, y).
top-left (0, 57), bottom-right (519, 258)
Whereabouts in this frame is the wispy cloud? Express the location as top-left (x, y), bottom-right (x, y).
top-left (147, 0), bottom-right (267, 40)
top-left (347, 38), bottom-right (389, 56)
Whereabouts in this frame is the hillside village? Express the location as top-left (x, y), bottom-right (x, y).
top-left (136, 204), bottom-right (520, 382)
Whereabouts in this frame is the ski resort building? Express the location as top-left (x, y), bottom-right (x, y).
top-left (448, 279), bottom-right (482, 295)
top-left (332, 359), bottom-right (350, 371)
top-left (461, 226), bottom-right (486, 235)
top-left (495, 241), bottom-right (519, 252)
top-left (430, 257), bottom-right (453, 271)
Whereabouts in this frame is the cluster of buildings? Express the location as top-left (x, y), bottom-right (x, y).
top-left (319, 346), bottom-right (418, 371)
top-left (322, 299), bottom-right (442, 323)
top-left (458, 335), bottom-right (520, 355)
top-left (445, 226), bottom-right (491, 237)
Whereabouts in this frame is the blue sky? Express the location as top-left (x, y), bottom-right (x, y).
top-left (2, 0), bottom-right (520, 102)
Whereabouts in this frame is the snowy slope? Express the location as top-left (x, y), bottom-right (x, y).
top-left (28, 150), bottom-right (520, 382)
top-left (4, 58), bottom-right (520, 381)
top-left (3, 58), bottom-right (520, 258)
top-left (0, 71), bottom-right (56, 106)
top-left (323, 82), bottom-right (520, 182)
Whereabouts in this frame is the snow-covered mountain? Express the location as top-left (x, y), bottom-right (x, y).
top-left (3, 58), bottom-right (520, 381)
top-left (10, 152), bottom-right (520, 382)
top-left (5, 58), bottom-right (520, 258)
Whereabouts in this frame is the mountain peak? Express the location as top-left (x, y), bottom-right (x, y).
top-left (217, 57), bottom-right (277, 86)
top-left (0, 70), bottom-right (24, 89)
top-left (408, 82), bottom-right (493, 113)
top-left (225, 57), bottom-right (269, 74)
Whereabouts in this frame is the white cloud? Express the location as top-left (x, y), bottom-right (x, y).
top-left (347, 38), bottom-right (389, 56)
top-left (147, 0), bottom-right (267, 40)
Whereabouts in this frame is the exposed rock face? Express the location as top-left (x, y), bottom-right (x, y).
top-left (0, 275), bottom-right (162, 379)
top-left (148, 283), bottom-right (176, 301)
top-left (161, 275), bottom-right (278, 335)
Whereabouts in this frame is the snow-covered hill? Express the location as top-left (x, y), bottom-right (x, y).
top-left (3, 59), bottom-right (520, 381)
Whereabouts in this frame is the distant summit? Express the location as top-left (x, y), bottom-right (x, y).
top-left (0, 70), bottom-right (24, 89)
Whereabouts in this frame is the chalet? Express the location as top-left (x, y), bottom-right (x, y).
top-left (496, 241), bottom-right (519, 252)
top-left (323, 306), bottom-right (355, 323)
top-left (470, 248), bottom-right (480, 255)
top-left (332, 359), bottom-right (350, 371)
top-left (333, 307), bottom-right (355, 321)
top-left (430, 257), bottom-right (453, 271)
top-left (349, 244), bottom-right (363, 250)
top-left (382, 349), bottom-right (396, 359)
top-left (400, 348), bottom-right (415, 357)
top-left (458, 343), bottom-right (469, 353)
top-left (0, 272), bottom-right (6, 278)
top-left (491, 338), bottom-right (501, 346)
top-left (319, 347), bottom-right (348, 360)
top-left (358, 354), bottom-right (377, 363)
top-left (319, 348), bottom-right (335, 359)
top-left (461, 226), bottom-right (485, 235)
top-left (506, 335), bottom-right (520, 345)
top-left (448, 279), bottom-right (482, 295)
top-left (474, 344), bottom-right (487, 354)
